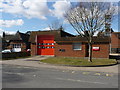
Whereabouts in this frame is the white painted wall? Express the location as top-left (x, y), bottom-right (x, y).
top-left (12, 48), bottom-right (21, 52)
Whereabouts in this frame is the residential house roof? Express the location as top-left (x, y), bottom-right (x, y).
top-left (2, 31), bottom-right (30, 43)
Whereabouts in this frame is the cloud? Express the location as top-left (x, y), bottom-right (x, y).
top-left (0, 28), bottom-right (16, 36)
top-left (0, 0), bottom-right (24, 14)
top-left (0, 19), bottom-right (24, 27)
top-left (40, 27), bottom-right (50, 31)
top-left (52, 1), bottom-right (71, 19)
top-left (23, 0), bottom-right (50, 19)
top-left (1, 0), bottom-right (118, 20)
top-left (0, 0), bottom-right (51, 19)
top-left (1, 0), bottom-right (70, 19)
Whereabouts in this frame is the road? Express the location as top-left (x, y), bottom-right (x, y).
top-left (2, 64), bottom-right (118, 88)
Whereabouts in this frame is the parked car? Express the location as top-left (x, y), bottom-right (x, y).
top-left (2, 49), bottom-right (12, 53)
top-left (27, 49), bottom-right (31, 52)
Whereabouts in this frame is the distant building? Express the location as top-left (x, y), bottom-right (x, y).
top-left (2, 31), bottom-right (30, 52)
top-left (111, 32), bottom-right (120, 54)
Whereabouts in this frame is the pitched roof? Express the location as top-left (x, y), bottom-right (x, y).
top-left (55, 36), bottom-right (110, 43)
top-left (29, 30), bottom-right (110, 43)
top-left (3, 34), bottom-right (21, 41)
top-left (112, 32), bottom-right (120, 34)
top-left (29, 30), bottom-right (74, 43)
top-left (3, 31), bottom-right (30, 43)
top-left (19, 32), bottom-right (30, 42)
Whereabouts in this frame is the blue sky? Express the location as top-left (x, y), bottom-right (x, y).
top-left (0, 0), bottom-right (119, 36)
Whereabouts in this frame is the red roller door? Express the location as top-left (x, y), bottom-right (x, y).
top-left (37, 35), bottom-right (54, 55)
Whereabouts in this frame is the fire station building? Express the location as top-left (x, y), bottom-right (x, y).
top-left (29, 30), bottom-right (110, 58)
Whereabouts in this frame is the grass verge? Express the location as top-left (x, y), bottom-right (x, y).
top-left (40, 57), bottom-right (117, 66)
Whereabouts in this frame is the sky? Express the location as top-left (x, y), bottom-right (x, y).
top-left (0, 0), bottom-right (120, 36)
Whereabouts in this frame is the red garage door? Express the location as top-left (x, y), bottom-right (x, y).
top-left (37, 35), bottom-right (54, 55)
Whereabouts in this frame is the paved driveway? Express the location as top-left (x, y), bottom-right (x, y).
top-left (1, 55), bottom-right (119, 73)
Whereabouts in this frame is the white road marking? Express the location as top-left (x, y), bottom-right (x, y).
top-left (56, 77), bottom-right (108, 85)
top-left (23, 67), bottom-right (31, 68)
top-left (4, 72), bottom-right (24, 75)
top-left (62, 70), bottom-right (69, 72)
top-left (16, 67), bottom-right (22, 68)
top-left (94, 73), bottom-right (101, 76)
top-left (16, 66), bottom-right (31, 69)
top-left (106, 74), bottom-right (113, 77)
top-left (82, 72), bottom-right (90, 74)
top-left (33, 75), bottom-right (37, 77)
top-left (71, 71), bottom-right (75, 73)
top-left (62, 71), bottom-right (65, 72)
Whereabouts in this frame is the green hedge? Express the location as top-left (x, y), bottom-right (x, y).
top-left (2, 52), bottom-right (30, 60)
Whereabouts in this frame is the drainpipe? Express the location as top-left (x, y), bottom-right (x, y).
top-left (110, 31), bottom-right (112, 54)
top-left (35, 35), bottom-right (37, 55)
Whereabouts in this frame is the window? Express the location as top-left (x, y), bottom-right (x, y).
top-left (111, 48), bottom-right (120, 53)
top-left (12, 44), bottom-right (21, 48)
top-left (38, 46), bottom-right (41, 48)
top-left (73, 43), bottom-right (82, 50)
top-left (51, 46), bottom-right (54, 48)
top-left (41, 43), bottom-right (44, 45)
top-left (46, 43), bottom-right (49, 45)
top-left (52, 43), bottom-right (54, 45)
top-left (42, 46), bottom-right (45, 49)
top-left (38, 43), bottom-right (41, 45)
top-left (59, 49), bottom-right (65, 52)
top-left (38, 43), bottom-right (54, 45)
top-left (46, 46), bottom-right (50, 48)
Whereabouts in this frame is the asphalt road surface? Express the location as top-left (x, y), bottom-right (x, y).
top-left (2, 64), bottom-right (118, 88)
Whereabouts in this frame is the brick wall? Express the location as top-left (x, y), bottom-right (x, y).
top-left (21, 43), bottom-right (26, 51)
top-left (31, 42), bottom-right (109, 58)
top-left (55, 43), bottom-right (109, 58)
top-left (111, 33), bottom-right (120, 48)
top-left (92, 44), bottom-right (109, 58)
top-left (55, 43), bottom-right (86, 57)
top-left (31, 43), bottom-right (37, 56)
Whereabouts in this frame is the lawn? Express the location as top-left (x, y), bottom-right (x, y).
top-left (40, 57), bottom-right (117, 66)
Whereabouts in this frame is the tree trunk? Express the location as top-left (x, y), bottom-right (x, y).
top-left (88, 43), bottom-right (92, 62)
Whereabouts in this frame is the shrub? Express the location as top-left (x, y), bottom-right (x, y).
top-left (2, 52), bottom-right (30, 60)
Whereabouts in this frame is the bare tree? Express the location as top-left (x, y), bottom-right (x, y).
top-left (48, 20), bottom-right (64, 31)
top-left (65, 2), bottom-right (115, 62)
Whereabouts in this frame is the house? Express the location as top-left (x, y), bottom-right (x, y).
top-left (110, 32), bottom-right (120, 54)
top-left (29, 30), bottom-right (110, 58)
top-left (2, 31), bottom-right (30, 52)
